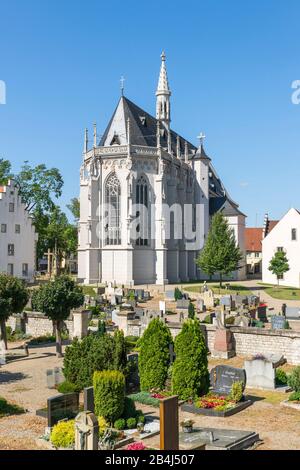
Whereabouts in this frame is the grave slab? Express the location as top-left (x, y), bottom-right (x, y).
top-left (179, 428), bottom-right (259, 450)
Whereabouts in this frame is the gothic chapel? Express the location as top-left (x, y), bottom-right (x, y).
top-left (78, 52), bottom-right (246, 285)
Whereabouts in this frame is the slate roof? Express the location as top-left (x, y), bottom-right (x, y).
top-left (100, 96), bottom-right (197, 156)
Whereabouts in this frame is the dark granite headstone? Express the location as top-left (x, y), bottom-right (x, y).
top-left (257, 305), bottom-right (267, 322)
top-left (271, 315), bottom-right (286, 330)
top-left (47, 393), bottom-right (79, 427)
top-left (135, 289), bottom-right (144, 300)
top-left (84, 386), bottom-right (94, 413)
top-left (210, 365), bottom-right (246, 395)
top-left (126, 353), bottom-right (140, 391)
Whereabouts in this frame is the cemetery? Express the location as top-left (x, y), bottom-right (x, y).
top-left (2, 281), bottom-right (300, 450)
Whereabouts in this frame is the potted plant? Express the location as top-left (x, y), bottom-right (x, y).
top-left (180, 419), bottom-right (195, 433)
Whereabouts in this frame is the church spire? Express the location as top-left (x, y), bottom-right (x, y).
top-left (156, 51), bottom-right (171, 129)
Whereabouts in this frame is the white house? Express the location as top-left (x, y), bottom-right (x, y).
top-left (0, 180), bottom-right (38, 282)
top-left (262, 208), bottom-right (300, 287)
top-left (78, 52), bottom-right (246, 285)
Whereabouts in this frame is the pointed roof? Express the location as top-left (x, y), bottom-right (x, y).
top-left (156, 51), bottom-right (171, 96)
top-left (100, 96), bottom-right (195, 154)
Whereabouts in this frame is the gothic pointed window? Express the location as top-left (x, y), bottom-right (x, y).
top-left (136, 175), bottom-right (149, 246)
top-left (105, 173), bottom-right (121, 245)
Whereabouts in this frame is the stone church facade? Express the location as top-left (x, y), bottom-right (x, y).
top-left (78, 53), bottom-right (246, 285)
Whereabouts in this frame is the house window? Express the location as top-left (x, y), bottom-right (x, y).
top-left (7, 263), bottom-right (13, 275)
top-left (15, 224), bottom-right (21, 234)
top-left (277, 247), bottom-right (284, 252)
top-left (8, 244), bottom-right (14, 256)
top-left (22, 263), bottom-right (28, 277)
top-left (9, 203), bottom-right (14, 212)
top-left (135, 176), bottom-right (149, 246)
top-left (105, 173), bottom-right (121, 245)
top-left (255, 252), bottom-right (260, 258)
top-left (1, 224), bottom-right (6, 233)
top-left (292, 228), bottom-right (297, 241)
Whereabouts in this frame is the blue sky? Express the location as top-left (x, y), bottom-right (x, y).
top-left (0, 0), bottom-right (300, 226)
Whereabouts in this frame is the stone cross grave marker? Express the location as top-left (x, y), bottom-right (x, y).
top-left (160, 396), bottom-right (179, 450)
top-left (75, 411), bottom-right (99, 450)
top-left (210, 365), bottom-right (246, 396)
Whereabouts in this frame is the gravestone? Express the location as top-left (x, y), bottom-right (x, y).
top-left (165, 290), bottom-right (175, 301)
top-left (159, 301), bottom-right (166, 315)
top-left (244, 354), bottom-right (285, 390)
top-left (84, 387), bottom-right (94, 413)
top-left (176, 299), bottom-right (189, 310)
top-left (196, 298), bottom-right (204, 312)
top-left (135, 289), bottom-right (144, 300)
top-left (47, 393), bottom-right (79, 427)
top-left (0, 340), bottom-right (6, 365)
top-left (160, 396), bottom-right (179, 450)
top-left (75, 411), bottom-right (99, 450)
top-left (234, 295), bottom-right (248, 307)
top-left (210, 365), bottom-right (246, 396)
top-left (285, 307), bottom-right (300, 320)
top-left (234, 315), bottom-right (249, 328)
top-left (220, 296), bottom-right (232, 309)
top-left (127, 353), bottom-right (140, 391)
top-left (46, 367), bottom-right (65, 389)
top-left (144, 291), bottom-right (150, 301)
top-left (256, 305), bottom-right (267, 322)
top-left (271, 315), bottom-right (286, 330)
top-left (202, 289), bottom-right (214, 308)
top-left (248, 295), bottom-right (259, 307)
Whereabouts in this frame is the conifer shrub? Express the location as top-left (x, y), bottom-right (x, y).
top-left (114, 418), bottom-right (126, 430)
top-left (188, 302), bottom-right (195, 319)
top-left (93, 370), bottom-right (125, 423)
top-left (126, 417), bottom-right (137, 429)
top-left (288, 366), bottom-right (300, 392)
top-left (275, 368), bottom-right (288, 386)
top-left (63, 332), bottom-right (127, 391)
top-left (172, 319), bottom-right (209, 400)
top-left (174, 287), bottom-right (183, 301)
top-left (57, 380), bottom-right (80, 394)
top-left (138, 318), bottom-right (173, 391)
top-left (122, 397), bottom-right (136, 420)
top-left (50, 420), bottom-right (75, 449)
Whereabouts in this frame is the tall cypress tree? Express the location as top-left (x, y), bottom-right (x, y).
top-left (196, 212), bottom-right (243, 287)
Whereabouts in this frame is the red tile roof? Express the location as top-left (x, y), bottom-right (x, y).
top-left (245, 228), bottom-right (263, 252)
top-left (245, 220), bottom-right (279, 252)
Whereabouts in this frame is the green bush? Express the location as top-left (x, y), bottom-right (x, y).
top-left (201, 315), bottom-right (212, 324)
top-left (228, 381), bottom-right (243, 403)
top-left (57, 380), bottom-right (79, 394)
top-left (114, 418), bottom-right (126, 430)
top-left (287, 366), bottom-right (300, 392)
top-left (93, 370), bottom-right (125, 423)
top-left (172, 319), bottom-right (209, 400)
top-left (136, 413), bottom-right (145, 424)
top-left (188, 302), bottom-right (195, 319)
top-left (174, 288), bottom-right (183, 301)
top-left (122, 397), bottom-right (136, 420)
top-left (138, 318), bottom-right (173, 391)
top-left (288, 391), bottom-right (300, 402)
top-left (126, 417), bottom-right (136, 429)
top-left (63, 331), bottom-right (127, 391)
top-left (50, 420), bottom-right (75, 449)
top-left (225, 316), bottom-right (235, 326)
top-left (128, 391), bottom-right (160, 408)
top-left (275, 368), bottom-right (288, 386)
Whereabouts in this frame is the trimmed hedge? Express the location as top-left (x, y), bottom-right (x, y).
top-left (93, 370), bottom-right (125, 423)
top-left (172, 319), bottom-right (209, 400)
top-left (50, 420), bottom-right (75, 449)
top-left (138, 318), bottom-right (173, 391)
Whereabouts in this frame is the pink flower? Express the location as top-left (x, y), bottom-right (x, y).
top-left (126, 442), bottom-right (146, 451)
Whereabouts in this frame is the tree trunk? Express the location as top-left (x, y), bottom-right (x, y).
top-left (219, 273), bottom-right (223, 288)
top-left (0, 318), bottom-right (8, 350)
top-left (55, 320), bottom-right (63, 358)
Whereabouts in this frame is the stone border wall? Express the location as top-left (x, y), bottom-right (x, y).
top-left (7, 312), bottom-right (74, 339)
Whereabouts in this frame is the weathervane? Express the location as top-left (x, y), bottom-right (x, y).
top-left (120, 76), bottom-right (125, 96)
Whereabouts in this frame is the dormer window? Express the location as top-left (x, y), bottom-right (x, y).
top-left (110, 133), bottom-right (121, 146)
top-left (139, 116), bottom-right (147, 127)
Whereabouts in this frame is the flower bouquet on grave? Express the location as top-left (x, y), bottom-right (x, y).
top-left (180, 419), bottom-right (195, 433)
top-left (126, 441), bottom-right (146, 450)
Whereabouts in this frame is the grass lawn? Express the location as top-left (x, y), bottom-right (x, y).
top-left (0, 397), bottom-right (25, 418)
top-left (184, 283), bottom-right (252, 295)
top-left (258, 283), bottom-right (300, 300)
